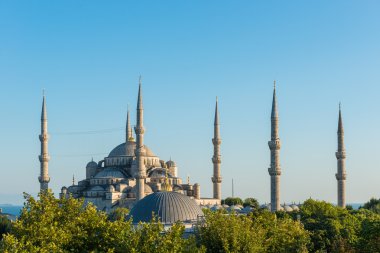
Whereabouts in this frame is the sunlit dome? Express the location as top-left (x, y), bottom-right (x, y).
top-left (129, 192), bottom-right (203, 224)
top-left (108, 141), bottom-right (156, 157)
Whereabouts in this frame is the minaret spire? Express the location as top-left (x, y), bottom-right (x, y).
top-left (126, 105), bottom-right (133, 142)
top-left (39, 93), bottom-right (50, 192)
top-left (268, 81), bottom-right (281, 212)
top-left (336, 104), bottom-right (347, 208)
top-left (212, 96), bottom-right (222, 200)
top-left (135, 76), bottom-right (146, 200)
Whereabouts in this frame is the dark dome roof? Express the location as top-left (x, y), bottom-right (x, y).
top-left (129, 192), bottom-right (203, 224)
top-left (86, 160), bottom-right (98, 169)
top-left (166, 160), bottom-right (176, 167)
top-left (108, 141), bottom-right (156, 157)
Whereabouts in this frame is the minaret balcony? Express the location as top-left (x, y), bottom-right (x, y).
top-left (134, 126), bottom-right (145, 135)
top-left (212, 156), bottom-right (221, 164)
top-left (335, 151), bottom-right (346, 159)
top-left (268, 140), bottom-right (281, 150)
top-left (39, 134), bottom-right (50, 141)
top-left (135, 171), bottom-right (147, 179)
top-left (211, 176), bottom-right (222, 183)
top-left (268, 168), bottom-right (281, 176)
top-left (38, 176), bottom-right (50, 183)
top-left (212, 138), bottom-right (222, 145)
top-left (39, 154), bottom-right (51, 162)
top-left (335, 173), bottom-right (347, 180)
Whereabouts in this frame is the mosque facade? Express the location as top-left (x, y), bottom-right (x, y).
top-left (51, 79), bottom-right (221, 212)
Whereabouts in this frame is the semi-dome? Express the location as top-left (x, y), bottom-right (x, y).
top-left (129, 192), bottom-right (203, 224)
top-left (95, 168), bottom-right (127, 178)
top-left (108, 141), bottom-right (156, 157)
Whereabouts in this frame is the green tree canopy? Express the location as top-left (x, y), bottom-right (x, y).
top-left (362, 198), bottom-right (380, 214)
top-left (222, 197), bottom-right (243, 206)
top-left (243, 198), bottom-right (260, 209)
top-left (0, 215), bottom-right (12, 240)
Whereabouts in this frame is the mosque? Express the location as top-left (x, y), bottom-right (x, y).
top-left (38, 78), bottom-right (221, 214)
top-left (38, 79), bottom-right (347, 224)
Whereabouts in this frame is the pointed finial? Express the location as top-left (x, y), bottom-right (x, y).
top-left (91, 157), bottom-right (93, 162)
top-left (338, 102), bottom-right (344, 133)
top-left (271, 81), bottom-right (278, 118)
top-left (137, 76), bottom-right (143, 110)
top-left (214, 96), bottom-right (219, 126)
top-left (41, 90), bottom-right (48, 120)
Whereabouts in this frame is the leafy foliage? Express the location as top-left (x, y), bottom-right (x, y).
top-left (0, 192), bottom-right (202, 253)
top-left (222, 197), bottom-right (243, 206)
top-left (362, 198), bottom-right (380, 214)
top-left (197, 209), bottom-right (310, 253)
top-left (108, 207), bottom-right (129, 221)
top-left (243, 198), bottom-right (260, 209)
top-left (0, 215), bottom-right (12, 240)
top-left (1, 193), bottom-right (379, 253)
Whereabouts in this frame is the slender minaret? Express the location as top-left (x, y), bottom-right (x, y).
top-left (268, 81), bottom-right (281, 212)
top-left (126, 106), bottom-right (134, 142)
top-left (212, 97), bottom-right (222, 200)
top-left (134, 77), bottom-right (146, 200)
top-left (39, 93), bottom-right (50, 192)
top-left (336, 104), bottom-right (347, 208)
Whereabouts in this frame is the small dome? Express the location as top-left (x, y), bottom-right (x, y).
top-left (61, 187), bottom-right (67, 193)
top-left (291, 204), bottom-right (300, 211)
top-left (109, 141), bottom-right (156, 157)
top-left (131, 184), bottom-right (153, 195)
top-left (283, 205), bottom-right (293, 212)
top-left (166, 160), bottom-right (176, 167)
top-left (95, 168), bottom-right (127, 178)
top-left (86, 160), bottom-right (98, 169)
top-left (129, 192), bottom-right (203, 224)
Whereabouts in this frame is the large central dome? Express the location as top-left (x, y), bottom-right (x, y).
top-left (129, 192), bottom-right (204, 224)
top-left (108, 141), bottom-right (156, 157)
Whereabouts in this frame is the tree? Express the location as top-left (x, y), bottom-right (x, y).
top-left (0, 191), bottom-right (204, 253)
top-left (222, 197), bottom-right (243, 206)
top-left (0, 215), bottom-right (12, 240)
top-left (108, 207), bottom-right (129, 221)
top-left (362, 198), bottom-right (380, 214)
top-left (196, 209), bottom-right (265, 252)
top-left (294, 199), bottom-right (360, 252)
top-left (196, 209), bottom-right (309, 253)
top-left (243, 198), bottom-right (259, 209)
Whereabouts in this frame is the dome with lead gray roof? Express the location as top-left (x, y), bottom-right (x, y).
top-left (129, 192), bottom-right (203, 224)
top-left (108, 141), bottom-right (156, 157)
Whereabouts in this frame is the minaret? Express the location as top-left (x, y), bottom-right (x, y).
top-left (336, 104), bottom-right (347, 208)
top-left (134, 77), bottom-right (146, 200)
top-left (212, 97), bottom-right (222, 200)
top-left (268, 81), bottom-right (281, 212)
top-left (126, 106), bottom-right (134, 142)
top-left (38, 93), bottom-right (50, 192)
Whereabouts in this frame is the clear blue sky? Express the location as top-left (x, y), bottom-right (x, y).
top-left (0, 1), bottom-right (379, 205)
